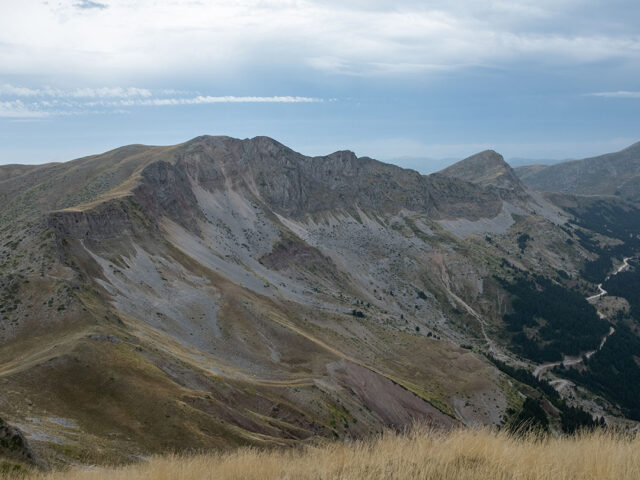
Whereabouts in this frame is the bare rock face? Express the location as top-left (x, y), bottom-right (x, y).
top-left (173, 135), bottom-right (503, 220)
top-left (137, 160), bottom-right (202, 229)
top-left (48, 199), bottom-right (147, 239)
top-left (44, 136), bottom-right (511, 244)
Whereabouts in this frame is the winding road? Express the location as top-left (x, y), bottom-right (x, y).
top-left (533, 257), bottom-right (631, 380)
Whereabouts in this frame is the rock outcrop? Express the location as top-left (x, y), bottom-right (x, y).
top-left (0, 417), bottom-right (38, 468)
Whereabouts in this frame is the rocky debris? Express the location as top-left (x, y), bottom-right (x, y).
top-left (88, 333), bottom-right (122, 343)
top-left (48, 198), bottom-right (145, 240)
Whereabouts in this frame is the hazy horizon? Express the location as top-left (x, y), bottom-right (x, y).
top-left (0, 131), bottom-right (624, 174)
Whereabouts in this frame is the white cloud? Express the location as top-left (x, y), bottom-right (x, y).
top-left (116, 95), bottom-right (322, 106)
top-left (0, 0), bottom-right (637, 82)
top-left (0, 100), bottom-right (50, 118)
top-left (586, 91), bottom-right (640, 98)
top-left (0, 84), bottom-right (152, 98)
top-left (0, 87), bottom-right (323, 117)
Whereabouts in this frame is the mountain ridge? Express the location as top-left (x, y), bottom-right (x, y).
top-left (515, 141), bottom-right (640, 200)
top-left (1, 134), bottom-right (639, 469)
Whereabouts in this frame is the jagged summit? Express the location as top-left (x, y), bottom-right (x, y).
top-left (93, 134), bottom-right (503, 220)
top-left (439, 149), bottom-right (525, 192)
top-left (1, 135), bottom-right (503, 227)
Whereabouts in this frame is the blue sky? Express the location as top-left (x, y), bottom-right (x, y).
top-left (1, 0), bottom-right (639, 171)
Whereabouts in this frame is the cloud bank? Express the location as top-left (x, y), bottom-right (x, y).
top-left (1, 0), bottom-right (638, 81)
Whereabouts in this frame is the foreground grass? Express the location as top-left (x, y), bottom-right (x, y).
top-left (21, 427), bottom-right (640, 480)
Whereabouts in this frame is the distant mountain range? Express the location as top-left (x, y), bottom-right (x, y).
top-left (515, 142), bottom-right (640, 201)
top-left (383, 156), bottom-right (461, 174)
top-left (385, 155), bottom-right (564, 175)
top-left (507, 157), bottom-right (567, 168)
top-left (2, 136), bottom-right (640, 469)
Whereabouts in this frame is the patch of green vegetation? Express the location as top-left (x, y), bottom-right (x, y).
top-left (0, 460), bottom-right (28, 477)
top-left (496, 273), bottom-right (608, 362)
top-left (126, 198), bottom-right (154, 230)
top-left (490, 356), bottom-right (607, 432)
top-left (3, 239), bottom-right (21, 251)
top-left (560, 405), bottom-right (605, 434)
top-left (508, 397), bottom-right (548, 433)
top-left (351, 210), bottom-right (363, 224)
top-left (558, 322), bottom-right (640, 420)
top-left (489, 356), bottom-right (560, 405)
top-left (58, 171), bottom-right (118, 210)
top-left (403, 217), bottom-right (430, 242)
top-left (602, 262), bottom-right (640, 321)
top-left (325, 402), bottom-right (355, 433)
top-left (568, 200), bottom-right (640, 245)
top-left (568, 201), bottom-right (640, 282)
top-left (516, 233), bottom-right (531, 252)
top-left (385, 374), bottom-right (455, 418)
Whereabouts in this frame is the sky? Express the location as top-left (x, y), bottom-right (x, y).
top-left (0, 0), bottom-right (639, 172)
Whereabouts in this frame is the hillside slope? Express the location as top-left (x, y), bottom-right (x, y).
top-left (1, 135), bottom-right (638, 469)
top-left (514, 141), bottom-right (640, 200)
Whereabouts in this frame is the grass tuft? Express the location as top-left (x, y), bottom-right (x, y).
top-left (18, 426), bottom-right (640, 480)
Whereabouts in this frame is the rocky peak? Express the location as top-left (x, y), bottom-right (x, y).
top-left (439, 149), bottom-right (526, 193)
top-left (169, 136), bottom-right (504, 220)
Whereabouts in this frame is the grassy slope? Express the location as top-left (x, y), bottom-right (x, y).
top-left (16, 427), bottom-right (640, 480)
top-left (0, 144), bottom-right (177, 230)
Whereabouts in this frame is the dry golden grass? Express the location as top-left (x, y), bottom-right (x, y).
top-left (17, 427), bottom-right (640, 480)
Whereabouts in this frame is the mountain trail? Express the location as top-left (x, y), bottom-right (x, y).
top-left (534, 257), bottom-right (631, 380)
